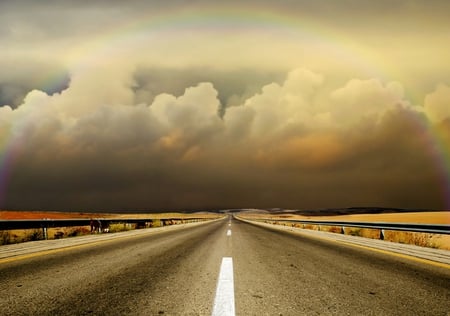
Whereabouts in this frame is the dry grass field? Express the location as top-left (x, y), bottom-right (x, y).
top-left (0, 210), bottom-right (220, 245)
top-left (241, 211), bottom-right (450, 250)
top-left (2, 210), bottom-right (448, 249)
top-left (0, 210), bottom-right (219, 220)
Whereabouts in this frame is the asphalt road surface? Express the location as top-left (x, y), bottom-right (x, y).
top-left (0, 216), bottom-right (449, 315)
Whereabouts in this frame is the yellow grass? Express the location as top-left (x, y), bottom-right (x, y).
top-left (243, 211), bottom-right (450, 224)
top-left (0, 211), bottom-right (221, 245)
top-left (0, 210), bottom-right (220, 220)
top-left (299, 211), bottom-right (449, 224)
top-left (241, 211), bottom-right (450, 250)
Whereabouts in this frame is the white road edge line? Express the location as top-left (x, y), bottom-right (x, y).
top-left (227, 229), bottom-right (232, 236)
top-left (212, 257), bottom-right (235, 316)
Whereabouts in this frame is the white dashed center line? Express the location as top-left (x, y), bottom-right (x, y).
top-left (212, 257), bottom-right (235, 316)
top-left (227, 229), bottom-right (232, 236)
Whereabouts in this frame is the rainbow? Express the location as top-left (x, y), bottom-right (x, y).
top-left (66, 6), bottom-right (382, 79)
top-left (0, 106), bottom-right (35, 207)
top-left (0, 124), bottom-right (21, 207)
top-left (403, 109), bottom-right (450, 209)
top-left (0, 6), bottom-right (449, 209)
top-left (0, 140), bottom-right (15, 207)
top-left (427, 122), bottom-right (450, 209)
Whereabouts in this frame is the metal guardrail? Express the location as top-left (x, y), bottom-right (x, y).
top-left (241, 218), bottom-right (450, 235)
top-left (0, 217), bottom-right (212, 231)
top-left (0, 217), bottom-right (219, 242)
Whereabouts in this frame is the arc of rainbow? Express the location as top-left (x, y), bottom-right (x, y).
top-left (427, 121), bottom-right (450, 209)
top-left (400, 107), bottom-right (450, 209)
top-left (1, 6), bottom-right (449, 209)
top-left (0, 116), bottom-right (27, 208)
top-left (66, 6), bottom-right (450, 209)
top-left (65, 6), bottom-right (383, 80)
top-left (0, 138), bottom-right (17, 208)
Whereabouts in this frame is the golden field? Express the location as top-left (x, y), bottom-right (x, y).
top-left (0, 210), bottom-right (221, 245)
top-left (0, 210), bottom-right (219, 220)
top-left (240, 211), bottom-right (450, 250)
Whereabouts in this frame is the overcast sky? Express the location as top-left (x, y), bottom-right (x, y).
top-left (0, 0), bottom-right (449, 211)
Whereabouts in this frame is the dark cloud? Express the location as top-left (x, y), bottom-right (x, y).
top-left (0, 84), bottom-right (30, 107)
top-left (0, 61), bottom-right (70, 107)
top-left (133, 67), bottom-right (285, 116)
top-left (1, 68), bottom-right (448, 211)
top-left (1, 1), bottom-right (449, 212)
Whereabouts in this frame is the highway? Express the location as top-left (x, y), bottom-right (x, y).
top-left (0, 216), bottom-right (449, 315)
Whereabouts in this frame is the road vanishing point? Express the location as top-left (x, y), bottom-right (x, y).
top-left (0, 216), bottom-right (449, 315)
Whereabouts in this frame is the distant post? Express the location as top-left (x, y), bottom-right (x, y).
top-left (42, 218), bottom-right (49, 240)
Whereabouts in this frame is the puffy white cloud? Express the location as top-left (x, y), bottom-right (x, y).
top-left (0, 105), bottom-right (13, 122)
top-left (330, 79), bottom-right (407, 126)
top-left (224, 68), bottom-right (325, 139)
top-left (152, 82), bottom-right (221, 130)
top-left (0, 67), bottom-right (448, 210)
top-left (424, 84), bottom-right (450, 123)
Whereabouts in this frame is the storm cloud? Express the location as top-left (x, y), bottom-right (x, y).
top-left (1, 66), bottom-right (449, 211)
top-left (1, 1), bottom-right (449, 211)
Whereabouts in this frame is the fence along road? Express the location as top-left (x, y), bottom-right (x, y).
top-left (237, 217), bottom-right (450, 267)
top-left (0, 220), bottom-right (218, 263)
top-left (0, 216), bottom-right (449, 315)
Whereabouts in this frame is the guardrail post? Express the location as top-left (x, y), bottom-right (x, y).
top-left (380, 229), bottom-right (385, 240)
top-left (42, 218), bottom-right (49, 240)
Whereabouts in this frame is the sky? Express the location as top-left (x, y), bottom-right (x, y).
top-left (0, 0), bottom-right (449, 212)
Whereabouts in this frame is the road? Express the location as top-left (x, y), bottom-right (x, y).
top-left (0, 216), bottom-right (449, 315)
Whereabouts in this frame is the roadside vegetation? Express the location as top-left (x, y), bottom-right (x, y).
top-left (0, 211), bottom-right (220, 245)
top-left (240, 210), bottom-right (450, 250)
